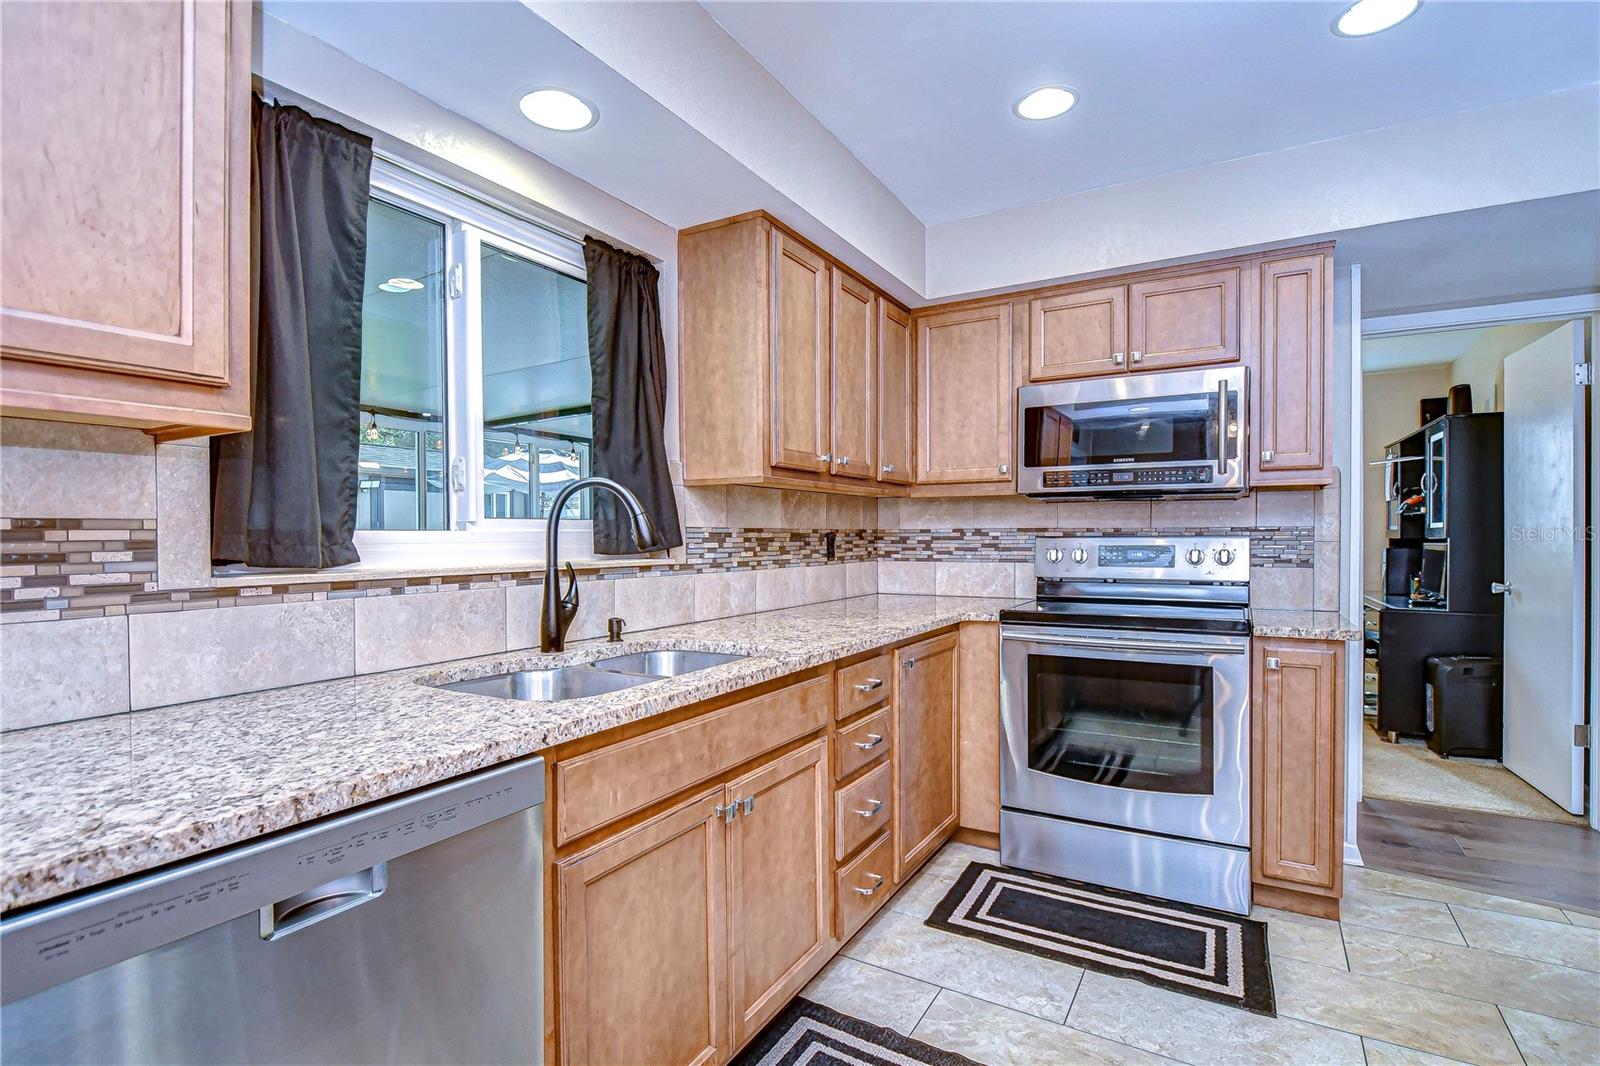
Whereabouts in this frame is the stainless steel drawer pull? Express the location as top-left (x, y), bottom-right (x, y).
top-left (838, 455), bottom-right (851, 466)
top-left (852, 873), bottom-right (885, 896)
top-left (260, 864), bottom-right (387, 942)
top-left (1131, 350), bottom-right (1143, 363)
top-left (1112, 352), bottom-right (1125, 365)
top-left (854, 799), bottom-right (884, 818)
top-left (902, 657), bottom-right (916, 670)
top-left (854, 733), bottom-right (885, 750)
top-left (714, 801), bottom-right (739, 823)
top-left (1266, 656), bottom-right (1281, 670)
top-left (853, 678), bottom-right (884, 693)
top-left (881, 464), bottom-right (895, 474)
top-left (740, 795), bottom-right (756, 816)
top-left (1261, 449), bottom-right (1275, 462)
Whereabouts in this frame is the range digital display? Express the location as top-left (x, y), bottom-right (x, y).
top-left (1097, 544), bottom-right (1175, 568)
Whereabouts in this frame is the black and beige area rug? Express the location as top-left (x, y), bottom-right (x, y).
top-left (927, 862), bottom-right (1275, 1015)
top-left (732, 998), bottom-right (978, 1066)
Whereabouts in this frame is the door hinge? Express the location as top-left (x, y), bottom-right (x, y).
top-left (1576, 724), bottom-right (1593, 749)
top-left (1577, 362), bottom-right (1594, 387)
top-left (448, 262), bottom-right (464, 299)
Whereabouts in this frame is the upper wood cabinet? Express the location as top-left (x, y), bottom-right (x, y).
top-left (875, 301), bottom-right (914, 485)
top-left (893, 631), bottom-right (960, 881)
top-left (557, 787), bottom-right (729, 1066)
top-left (1129, 265), bottom-right (1241, 371)
top-left (726, 740), bottom-right (832, 1046)
top-left (679, 214), bottom-right (908, 495)
top-left (829, 271), bottom-right (875, 480)
top-left (1029, 285), bottom-right (1127, 381)
top-left (0, 0), bottom-right (251, 440)
top-left (915, 303), bottom-right (1013, 485)
top-left (770, 232), bottom-right (831, 474)
top-left (1252, 638), bottom-right (1345, 912)
top-left (1252, 251), bottom-right (1333, 485)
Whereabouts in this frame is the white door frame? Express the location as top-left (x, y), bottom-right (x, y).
top-left (1351, 290), bottom-right (1599, 834)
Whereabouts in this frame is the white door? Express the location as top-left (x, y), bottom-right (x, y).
top-left (1501, 321), bottom-right (1587, 814)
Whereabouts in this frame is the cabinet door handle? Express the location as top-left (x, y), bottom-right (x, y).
top-left (1261, 449), bottom-right (1275, 462)
top-left (1131, 350), bottom-right (1143, 363)
top-left (818, 452), bottom-right (832, 462)
top-left (838, 455), bottom-right (851, 466)
top-left (853, 678), bottom-right (884, 693)
top-left (1265, 656), bottom-right (1281, 670)
top-left (854, 733), bottom-right (885, 750)
top-left (854, 799), bottom-right (884, 818)
top-left (714, 801), bottom-right (739, 823)
top-left (902, 657), bottom-right (916, 670)
top-left (1112, 352), bottom-right (1125, 365)
top-left (881, 463), bottom-right (895, 474)
top-left (999, 463), bottom-right (1009, 476)
top-left (852, 873), bottom-right (885, 896)
top-left (740, 795), bottom-right (756, 816)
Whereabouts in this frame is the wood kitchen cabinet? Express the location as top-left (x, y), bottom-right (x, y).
top-left (679, 213), bottom-right (910, 495)
top-left (0, 0), bottom-right (252, 440)
top-left (1251, 637), bottom-right (1346, 918)
top-left (1128, 265), bottom-right (1241, 371)
top-left (1252, 249), bottom-right (1334, 485)
top-left (726, 739), bottom-right (832, 1046)
top-left (556, 787), bottom-right (729, 1066)
top-left (1028, 285), bottom-right (1128, 380)
top-left (876, 301), bottom-right (914, 485)
top-left (915, 303), bottom-right (1014, 485)
top-left (893, 631), bottom-right (960, 880)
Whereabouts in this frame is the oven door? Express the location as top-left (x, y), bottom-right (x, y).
top-left (1016, 367), bottom-right (1245, 495)
top-left (1000, 624), bottom-right (1250, 846)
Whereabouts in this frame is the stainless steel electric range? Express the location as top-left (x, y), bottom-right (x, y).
top-left (999, 535), bottom-right (1253, 914)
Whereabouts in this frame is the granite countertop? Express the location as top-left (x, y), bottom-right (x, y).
top-left (1250, 609), bottom-right (1363, 642)
top-left (0, 594), bottom-right (1015, 913)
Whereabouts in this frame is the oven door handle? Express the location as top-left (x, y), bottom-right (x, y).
top-left (1004, 632), bottom-right (1247, 657)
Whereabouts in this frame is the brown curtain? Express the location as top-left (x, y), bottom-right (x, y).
top-left (584, 237), bottom-right (683, 554)
top-left (212, 99), bottom-right (373, 568)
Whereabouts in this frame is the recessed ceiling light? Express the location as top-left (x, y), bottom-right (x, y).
top-left (1014, 86), bottom-right (1078, 121)
top-left (1333, 0), bottom-right (1421, 37)
top-left (378, 277), bottom-right (423, 294)
top-left (518, 88), bottom-right (597, 132)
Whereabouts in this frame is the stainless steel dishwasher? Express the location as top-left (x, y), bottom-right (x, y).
top-left (0, 755), bottom-right (544, 1065)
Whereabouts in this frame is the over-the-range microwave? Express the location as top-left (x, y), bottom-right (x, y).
top-left (1016, 366), bottom-right (1247, 498)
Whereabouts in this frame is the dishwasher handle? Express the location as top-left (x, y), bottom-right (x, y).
top-left (260, 864), bottom-right (388, 942)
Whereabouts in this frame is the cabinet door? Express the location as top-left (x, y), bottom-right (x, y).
top-left (0, 0), bottom-right (238, 385)
top-left (1128, 266), bottom-right (1241, 371)
top-left (726, 740), bottom-right (832, 1046)
top-left (893, 632), bottom-right (960, 880)
top-left (558, 789), bottom-right (728, 1066)
top-left (1253, 253), bottom-right (1331, 484)
top-left (916, 305), bottom-right (1013, 484)
top-left (1251, 639), bottom-right (1345, 896)
top-left (876, 301), bottom-right (914, 485)
top-left (770, 231), bottom-right (831, 473)
top-left (1028, 285), bottom-right (1127, 380)
top-left (829, 270), bottom-right (875, 480)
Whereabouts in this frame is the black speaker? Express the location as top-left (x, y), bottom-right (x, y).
top-left (1449, 384), bottom-right (1473, 414)
top-left (1383, 545), bottom-right (1421, 597)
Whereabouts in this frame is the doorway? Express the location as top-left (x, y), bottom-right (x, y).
top-left (1354, 306), bottom-right (1596, 910)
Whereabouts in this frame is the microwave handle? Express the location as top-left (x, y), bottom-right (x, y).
top-left (1216, 378), bottom-right (1229, 476)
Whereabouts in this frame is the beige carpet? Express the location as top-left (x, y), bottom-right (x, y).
top-left (1362, 724), bottom-right (1586, 824)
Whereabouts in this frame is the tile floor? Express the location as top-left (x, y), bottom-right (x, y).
top-left (802, 842), bottom-right (1600, 1066)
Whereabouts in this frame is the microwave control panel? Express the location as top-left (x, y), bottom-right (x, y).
top-left (1042, 465), bottom-right (1214, 489)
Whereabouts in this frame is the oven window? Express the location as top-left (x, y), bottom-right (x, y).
top-left (1025, 654), bottom-right (1214, 794)
top-left (1023, 389), bottom-right (1233, 468)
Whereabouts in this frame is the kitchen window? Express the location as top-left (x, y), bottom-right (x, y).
top-left (353, 160), bottom-right (595, 566)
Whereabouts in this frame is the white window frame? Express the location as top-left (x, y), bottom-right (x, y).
top-left (352, 159), bottom-right (596, 569)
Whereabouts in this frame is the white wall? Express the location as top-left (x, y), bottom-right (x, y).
top-left (1448, 320), bottom-right (1568, 415)
top-left (926, 88), bottom-right (1600, 299)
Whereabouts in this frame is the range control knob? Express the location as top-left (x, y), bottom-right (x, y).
top-left (1070, 547), bottom-right (1089, 564)
top-left (1044, 547), bottom-right (1063, 564)
top-left (1185, 548), bottom-right (1206, 566)
top-left (1214, 547), bottom-right (1237, 566)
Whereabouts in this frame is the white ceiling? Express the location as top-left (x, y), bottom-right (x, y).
top-left (704, 0), bottom-right (1600, 224)
top-left (1362, 328), bottom-right (1486, 373)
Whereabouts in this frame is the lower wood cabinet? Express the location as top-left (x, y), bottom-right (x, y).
top-left (556, 787), bottom-right (729, 1066)
top-left (1251, 637), bottom-right (1346, 916)
top-left (726, 740), bottom-right (832, 1046)
top-left (893, 632), bottom-right (960, 881)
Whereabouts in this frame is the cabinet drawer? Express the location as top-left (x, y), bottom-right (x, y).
top-left (836, 653), bottom-right (891, 720)
top-left (835, 830), bottom-right (894, 940)
top-left (834, 708), bottom-right (891, 781)
top-left (834, 761), bottom-right (891, 860)
top-left (556, 675), bottom-right (830, 845)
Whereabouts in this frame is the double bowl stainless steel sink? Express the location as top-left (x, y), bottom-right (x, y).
top-left (439, 649), bottom-right (749, 703)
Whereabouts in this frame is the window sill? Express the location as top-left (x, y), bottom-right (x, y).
top-left (209, 554), bottom-right (678, 589)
